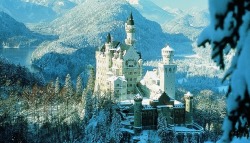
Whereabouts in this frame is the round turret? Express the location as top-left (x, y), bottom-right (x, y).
top-left (125, 13), bottom-right (135, 45)
top-left (134, 94), bottom-right (142, 134)
top-left (162, 45), bottom-right (174, 64)
top-left (184, 92), bottom-right (193, 124)
top-left (184, 92), bottom-right (193, 99)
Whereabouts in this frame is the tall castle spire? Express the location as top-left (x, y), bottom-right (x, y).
top-left (125, 12), bottom-right (135, 46)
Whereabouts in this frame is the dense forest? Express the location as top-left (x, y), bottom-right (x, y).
top-left (0, 57), bottom-right (227, 142)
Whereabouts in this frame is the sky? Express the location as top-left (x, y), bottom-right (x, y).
top-left (152, 0), bottom-right (208, 10)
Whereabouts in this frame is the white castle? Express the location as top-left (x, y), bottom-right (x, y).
top-left (95, 13), bottom-right (143, 97)
top-left (95, 13), bottom-right (176, 100)
top-left (95, 13), bottom-right (204, 142)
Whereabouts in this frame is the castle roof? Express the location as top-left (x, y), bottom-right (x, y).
top-left (108, 75), bottom-right (126, 82)
top-left (127, 12), bottom-right (134, 25)
top-left (106, 33), bottom-right (111, 43)
top-left (144, 71), bottom-right (159, 81)
top-left (99, 37), bottom-right (130, 53)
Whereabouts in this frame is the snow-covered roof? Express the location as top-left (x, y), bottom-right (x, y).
top-left (107, 75), bottom-right (126, 82)
top-left (144, 70), bottom-right (159, 81)
top-left (163, 45), bottom-right (174, 51)
top-left (174, 100), bottom-right (184, 107)
top-left (150, 93), bottom-right (162, 100)
top-left (184, 91), bottom-right (193, 97)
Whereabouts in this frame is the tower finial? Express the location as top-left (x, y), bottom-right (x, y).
top-left (106, 33), bottom-right (111, 43)
top-left (130, 12), bottom-right (133, 20)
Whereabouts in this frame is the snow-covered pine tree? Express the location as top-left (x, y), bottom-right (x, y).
top-left (76, 75), bottom-right (83, 97)
top-left (64, 74), bottom-right (74, 97)
top-left (198, 0), bottom-right (250, 141)
top-left (157, 113), bottom-right (173, 142)
top-left (55, 77), bottom-right (60, 95)
top-left (83, 90), bottom-right (93, 125)
top-left (86, 67), bottom-right (95, 94)
top-left (110, 111), bottom-right (123, 143)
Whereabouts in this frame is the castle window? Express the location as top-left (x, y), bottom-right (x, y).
top-left (116, 84), bottom-right (120, 87)
top-left (130, 78), bottom-right (132, 81)
top-left (130, 72), bottom-right (132, 74)
top-left (169, 68), bottom-right (172, 72)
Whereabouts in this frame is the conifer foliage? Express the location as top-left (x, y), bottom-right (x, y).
top-left (198, 0), bottom-right (250, 141)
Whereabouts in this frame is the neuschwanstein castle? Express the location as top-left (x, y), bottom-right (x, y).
top-left (95, 13), bottom-right (204, 142)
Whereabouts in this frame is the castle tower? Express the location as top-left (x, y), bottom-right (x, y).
top-left (134, 94), bottom-right (142, 134)
top-left (125, 13), bottom-right (135, 46)
top-left (158, 45), bottom-right (177, 99)
top-left (105, 33), bottom-right (112, 68)
top-left (184, 92), bottom-right (193, 124)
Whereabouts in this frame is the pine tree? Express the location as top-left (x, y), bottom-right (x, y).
top-left (64, 74), bottom-right (74, 97)
top-left (110, 111), bottom-right (123, 143)
top-left (86, 67), bottom-right (95, 94)
top-left (55, 77), bottom-right (60, 95)
top-left (157, 113), bottom-right (172, 143)
top-left (83, 91), bottom-right (93, 125)
top-left (76, 75), bottom-right (83, 97)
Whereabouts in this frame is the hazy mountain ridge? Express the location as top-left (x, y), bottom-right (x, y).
top-left (0, 12), bottom-right (56, 48)
top-left (163, 8), bottom-right (210, 40)
top-left (128, 0), bottom-right (175, 25)
top-left (128, 0), bottom-right (209, 41)
top-left (0, 0), bottom-right (57, 23)
top-left (0, 0), bottom-right (82, 23)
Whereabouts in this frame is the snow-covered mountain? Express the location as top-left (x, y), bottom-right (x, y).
top-left (0, 0), bottom-right (81, 23)
top-left (127, 0), bottom-right (209, 41)
top-left (0, 11), bottom-right (54, 48)
top-left (127, 0), bottom-right (175, 25)
top-left (163, 8), bottom-right (210, 40)
top-left (32, 0), bottom-right (169, 60)
top-left (31, 0), bottom-right (193, 80)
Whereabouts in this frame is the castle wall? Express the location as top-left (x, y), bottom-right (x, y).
top-left (158, 63), bottom-right (177, 100)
